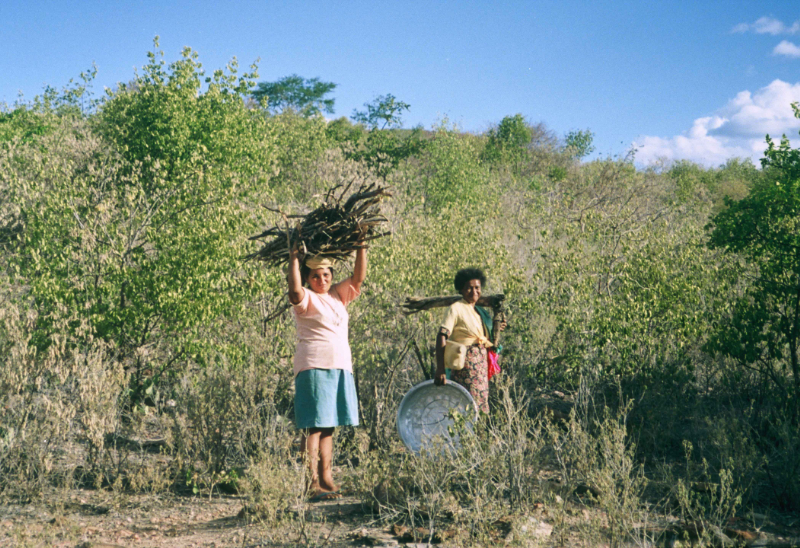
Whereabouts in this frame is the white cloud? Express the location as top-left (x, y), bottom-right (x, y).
top-left (732, 16), bottom-right (800, 35)
top-left (774, 40), bottom-right (800, 58)
top-left (712, 80), bottom-right (800, 137)
top-left (634, 80), bottom-right (800, 167)
top-left (731, 22), bottom-right (750, 34)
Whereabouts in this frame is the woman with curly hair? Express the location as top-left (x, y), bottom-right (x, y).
top-left (433, 268), bottom-right (505, 414)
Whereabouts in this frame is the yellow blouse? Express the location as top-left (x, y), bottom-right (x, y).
top-left (440, 299), bottom-right (492, 348)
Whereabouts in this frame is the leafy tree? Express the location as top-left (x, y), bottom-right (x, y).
top-left (483, 114), bottom-right (532, 166)
top-left (269, 110), bottom-right (334, 198)
top-left (0, 107), bottom-right (53, 144)
top-left (348, 94), bottom-right (420, 179)
top-left (666, 160), bottom-right (715, 205)
top-left (98, 41), bottom-right (269, 190)
top-left (359, 127), bottom-right (425, 180)
top-left (0, 67), bottom-right (98, 145)
top-left (707, 104), bottom-right (800, 421)
top-left (251, 74), bottom-right (336, 117)
top-left (667, 158), bottom-right (760, 210)
top-left (352, 94), bottom-right (410, 130)
top-left (565, 129), bottom-right (595, 159)
top-left (709, 158), bottom-right (762, 212)
top-left (415, 120), bottom-right (486, 210)
top-left (5, 41), bottom-right (279, 403)
top-left (326, 116), bottom-right (367, 145)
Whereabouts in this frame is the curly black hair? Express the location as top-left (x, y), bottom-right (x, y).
top-left (454, 268), bottom-right (486, 292)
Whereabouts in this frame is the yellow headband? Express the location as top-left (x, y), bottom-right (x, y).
top-left (304, 256), bottom-right (336, 270)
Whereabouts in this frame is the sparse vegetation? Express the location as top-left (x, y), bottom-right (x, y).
top-left (2, 42), bottom-right (800, 546)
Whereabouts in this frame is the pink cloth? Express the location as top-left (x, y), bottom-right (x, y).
top-left (292, 279), bottom-right (360, 377)
top-left (487, 349), bottom-right (500, 380)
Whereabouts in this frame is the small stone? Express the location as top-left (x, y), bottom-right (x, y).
top-left (519, 517), bottom-right (554, 539)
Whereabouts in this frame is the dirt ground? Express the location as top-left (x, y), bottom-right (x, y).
top-left (0, 489), bottom-right (379, 548)
top-left (3, 487), bottom-right (800, 548)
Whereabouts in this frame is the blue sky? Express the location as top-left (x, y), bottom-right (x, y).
top-left (2, 1), bottom-right (799, 166)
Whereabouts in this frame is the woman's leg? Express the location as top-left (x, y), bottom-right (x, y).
top-left (301, 429), bottom-right (322, 494)
top-left (317, 427), bottom-right (337, 492)
top-left (301, 427), bottom-right (338, 496)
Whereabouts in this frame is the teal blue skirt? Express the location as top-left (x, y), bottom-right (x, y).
top-left (294, 368), bottom-right (359, 429)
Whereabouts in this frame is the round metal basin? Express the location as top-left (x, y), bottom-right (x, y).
top-left (396, 380), bottom-right (477, 455)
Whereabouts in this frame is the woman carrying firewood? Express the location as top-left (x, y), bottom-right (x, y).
top-left (287, 242), bottom-right (367, 502)
top-left (433, 268), bottom-right (505, 414)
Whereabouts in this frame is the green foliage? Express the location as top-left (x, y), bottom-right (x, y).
top-left (511, 158), bottom-right (716, 387)
top-left (320, 97), bottom-right (417, 180)
top-left (352, 93), bottom-right (410, 130)
top-left (412, 120), bottom-right (488, 210)
top-left (548, 165), bottom-right (568, 182)
top-left (565, 129), bottom-right (595, 159)
top-left (591, 224), bottom-right (726, 382)
top-left (325, 116), bottom-right (367, 145)
top-left (666, 442), bottom-right (743, 539)
top-left (0, 107), bottom-right (55, 144)
top-left (268, 110), bottom-right (332, 198)
top-left (707, 111), bottom-right (800, 420)
top-left (667, 160), bottom-right (716, 204)
top-left (6, 43), bottom-right (800, 517)
top-left (0, 66), bottom-right (98, 145)
top-left (483, 113), bottom-right (532, 165)
top-left (667, 158), bottom-right (759, 210)
top-left (97, 40), bottom-right (271, 192)
top-left (251, 74), bottom-right (337, 117)
top-left (2, 41), bottom-right (281, 407)
top-left (357, 127), bottom-right (425, 180)
top-left (344, 94), bottom-right (421, 179)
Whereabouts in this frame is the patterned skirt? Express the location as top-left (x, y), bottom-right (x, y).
top-left (450, 345), bottom-right (489, 414)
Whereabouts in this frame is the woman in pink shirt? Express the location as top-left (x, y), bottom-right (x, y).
top-left (287, 244), bottom-right (367, 501)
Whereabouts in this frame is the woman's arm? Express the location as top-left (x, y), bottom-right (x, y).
top-left (288, 245), bottom-right (305, 305)
top-left (435, 305), bottom-right (459, 386)
top-left (434, 332), bottom-right (447, 385)
top-left (349, 246), bottom-right (368, 292)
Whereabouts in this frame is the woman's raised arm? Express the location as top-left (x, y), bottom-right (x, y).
top-left (288, 245), bottom-right (305, 305)
top-left (349, 246), bottom-right (367, 292)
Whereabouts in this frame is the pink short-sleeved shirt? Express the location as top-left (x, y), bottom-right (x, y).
top-left (292, 279), bottom-right (360, 377)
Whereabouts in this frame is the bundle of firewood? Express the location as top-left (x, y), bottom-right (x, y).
top-left (246, 182), bottom-right (392, 265)
top-left (401, 294), bottom-right (505, 314)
